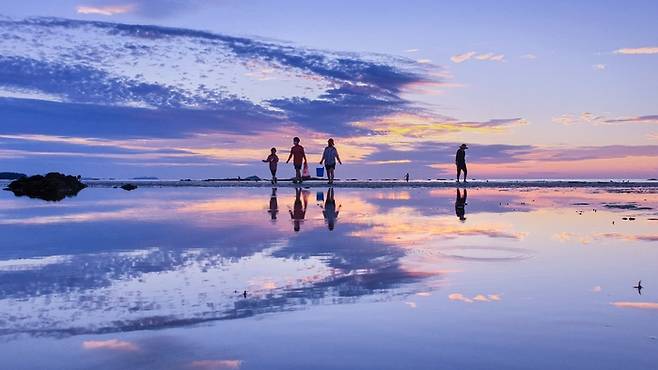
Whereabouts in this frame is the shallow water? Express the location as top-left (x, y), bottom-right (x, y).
top-left (1, 186), bottom-right (657, 370)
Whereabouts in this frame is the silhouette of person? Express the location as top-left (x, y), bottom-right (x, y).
top-left (268, 187), bottom-right (278, 221)
top-left (455, 188), bottom-right (467, 221)
top-left (286, 137), bottom-right (307, 184)
top-left (320, 138), bottom-right (342, 185)
top-left (263, 147), bottom-right (279, 184)
top-left (456, 144), bottom-right (468, 182)
top-left (321, 188), bottom-right (341, 230)
top-left (404, 173), bottom-right (410, 182)
top-left (289, 187), bottom-right (308, 232)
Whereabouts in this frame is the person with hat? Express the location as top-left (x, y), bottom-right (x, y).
top-left (456, 144), bottom-right (468, 182)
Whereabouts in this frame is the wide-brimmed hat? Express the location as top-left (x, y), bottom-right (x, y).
top-left (460, 144), bottom-right (468, 149)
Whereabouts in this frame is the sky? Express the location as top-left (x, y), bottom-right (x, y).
top-left (0, 0), bottom-right (657, 179)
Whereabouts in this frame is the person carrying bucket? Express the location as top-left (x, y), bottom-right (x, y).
top-left (319, 138), bottom-right (342, 185)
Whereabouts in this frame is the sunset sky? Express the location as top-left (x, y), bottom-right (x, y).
top-left (1, 0), bottom-right (657, 179)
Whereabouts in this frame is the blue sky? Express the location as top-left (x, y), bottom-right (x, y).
top-left (0, 1), bottom-right (657, 179)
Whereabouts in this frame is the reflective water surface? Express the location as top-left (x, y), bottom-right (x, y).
top-left (1, 186), bottom-right (657, 369)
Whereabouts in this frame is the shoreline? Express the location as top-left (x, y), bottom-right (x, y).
top-left (77, 179), bottom-right (658, 189)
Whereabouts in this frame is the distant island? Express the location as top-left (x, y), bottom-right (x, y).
top-left (0, 172), bottom-right (27, 180)
top-left (133, 176), bottom-right (159, 180)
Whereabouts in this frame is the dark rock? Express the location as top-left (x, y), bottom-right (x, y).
top-left (120, 184), bottom-right (138, 191)
top-left (0, 172), bottom-right (27, 180)
top-left (5, 172), bottom-right (87, 201)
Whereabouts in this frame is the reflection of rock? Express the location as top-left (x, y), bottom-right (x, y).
top-left (120, 184), bottom-right (138, 191)
top-left (0, 172), bottom-right (27, 180)
top-left (5, 172), bottom-right (86, 201)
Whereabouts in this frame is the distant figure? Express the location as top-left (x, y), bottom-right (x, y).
top-left (320, 138), bottom-right (342, 185)
top-left (321, 188), bottom-right (341, 230)
top-left (263, 147), bottom-right (279, 184)
top-left (634, 280), bottom-right (643, 295)
top-left (268, 187), bottom-right (278, 221)
top-left (286, 137), bottom-right (307, 183)
top-left (289, 188), bottom-right (308, 232)
top-left (456, 144), bottom-right (468, 182)
top-left (404, 173), bottom-right (410, 182)
top-left (455, 188), bottom-right (467, 221)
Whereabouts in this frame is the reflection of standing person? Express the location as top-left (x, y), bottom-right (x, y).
top-left (320, 138), bottom-right (342, 185)
top-left (455, 188), bottom-right (467, 221)
top-left (321, 188), bottom-right (341, 230)
top-left (263, 147), bottom-right (279, 184)
top-left (289, 188), bottom-right (308, 232)
top-left (456, 144), bottom-right (468, 183)
top-left (268, 187), bottom-right (278, 221)
top-left (286, 137), bottom-right (307, 184)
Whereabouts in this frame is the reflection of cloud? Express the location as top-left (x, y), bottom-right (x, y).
top-left (404, 301), bottom-right (417, 308)
top-left (592, 286), bottom-right (602, 293)
top-left (555, 232), bottom-right (658, 244)
top-left (611, 302), bottom-right (658, 310)
top-left (451, 51), bottom-right (504, 63)
top-left (76, 5), bottom-right (135, 15)
top-left (614, 47), bottom-right (658, 55)
top-left (189, 360), bottom-right (242, 369)
top-left (449, 293), bottom-right (501, 303)
top-left (82, 339), bottom-right (139, 352)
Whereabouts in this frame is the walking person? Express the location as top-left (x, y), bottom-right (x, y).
top-left (319, 138), bottom-right (342, 185)
top-left (456, 144), bottom-right (468, 183)
top-left (263, 147), bottom-right (279, 184)
top-left (286, 137), bottom-right (307, 183)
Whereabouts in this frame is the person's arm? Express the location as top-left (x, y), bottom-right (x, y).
top-left (303, 151), bottom-right (308, 164)
top-left (319, 148), bottom-right (325, 164)
top-left (286, 149), bottom-right (293, 163)
top-left (336, 150), bottom-right (342, 165)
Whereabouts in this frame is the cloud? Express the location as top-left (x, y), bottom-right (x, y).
top-left (451, 51), bottom-right (504, 63)
top-left (449, 293), bottom-right (500, 303)
top-left (76, 4), bottom-right (135, 15)
top-left (553, 113), bottom-right (658, 125)
top-left (521, 54), bottom-right (537, 59)
top-left (614, 46), bottom-right (658, 55)
top-left (82, 339), bottom-right (139, 352)
top-left (188, 360), bottom-right (242, 369)
top-left (593, 64), bottom-right (606, 70)
top-left (78, 0), bottom-right (208, 18)
top-left (611, 302), bottom-right (658, 310)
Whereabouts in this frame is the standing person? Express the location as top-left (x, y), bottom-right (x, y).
top-left (319, 138), bottom-right (342, 185)
top-left (286, 137), bottom-right (307, 183)
top-left (456, 144), bottom-right (468, 183)
top-left (263, 147), bottom-right (279, 184)
top-left (404, 173), bottom-right (410, 182)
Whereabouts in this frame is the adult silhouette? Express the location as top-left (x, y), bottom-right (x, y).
top-left (286, 137), bottom-right (307, 183)
top-left (456, 144), bottom-right (468, 182)
top-left (321, 188), bottom-right (341, 230)
top-left (289, 187), bottom-right (308, 232)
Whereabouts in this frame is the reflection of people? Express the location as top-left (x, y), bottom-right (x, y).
top-left (320, 138), bottom-right (342, 185)
top-left (289, 188), bottom-right (308, 232)
top-left (456, 143), bottom-right (468, 183)
top-left (455, 188), bottom-right (467, 221)
top-left (286, 137), bottom-right (307, 184)
top-left (321, 188), bottom-right (341, 230)
top-left (268, 187), bottom-right (278, 221)
top-left (263, 147), bottom-right (279, 184)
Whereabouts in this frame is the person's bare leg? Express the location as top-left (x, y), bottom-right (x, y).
top-left (295, 168), bottom-right (301, 182)
top-left (463, 168), bottom-right (467, 182)
top-left (456, 167), bottom-right (461, 182)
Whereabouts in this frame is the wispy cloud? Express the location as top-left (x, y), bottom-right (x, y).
top-left (82, 339), bottom-right (139, 352)
top-left (614, 46), bottom-right (658, 55)
top-left (593, 64), bottom-right (606, 70)
top-left (188, 360), bottom-right (242, 369)
top-left (553, 112), bottom-right (658, 125)
top-left (76, 4), bottom-right (135, 15)
top-left (450, 51), bottom-right (505, 63)
top-left (521, 54), bottom-right (537, 59)
top-left (611, 302), bottom-right (658, 310)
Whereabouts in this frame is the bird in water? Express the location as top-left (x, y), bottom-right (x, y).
top-left (633, 280), bottom-right (643, 295)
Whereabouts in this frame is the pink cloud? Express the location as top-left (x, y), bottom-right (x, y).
top-left (76, 4), bottom-right (135, 15)
top-left (82, 339), bottom-right (139, 352)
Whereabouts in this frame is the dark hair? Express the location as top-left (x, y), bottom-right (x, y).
top-left (328, 138), bottom-right (334, 146)
top-left (293, 137), bottom-right (300, 143)
top-left (271, 147), bottom-right (276, 152)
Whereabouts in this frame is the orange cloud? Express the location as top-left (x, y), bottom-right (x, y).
top-left (451, 51), bottom-right (504, 63)
top-left (611, 302), bottom-right (658, 310)
top-left (614, 46), bottom-right (658, 55)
